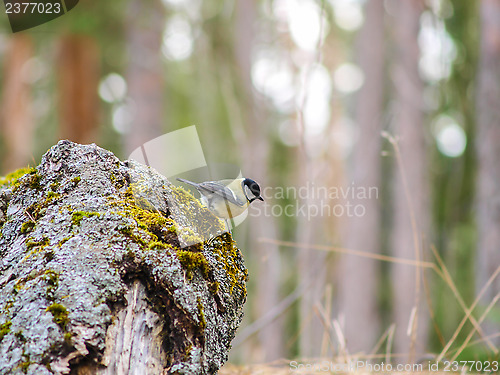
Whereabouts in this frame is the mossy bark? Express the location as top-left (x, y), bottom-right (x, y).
top-left (0, 140), bottom-right (247, 375)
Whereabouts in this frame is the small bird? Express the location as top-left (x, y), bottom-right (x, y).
top-left (177, 177), bottom-right (264, 219)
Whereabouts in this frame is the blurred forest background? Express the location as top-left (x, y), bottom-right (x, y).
top-left (0, 0), bottom-right (499, 367)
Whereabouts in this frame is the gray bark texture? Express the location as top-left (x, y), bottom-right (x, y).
top-left (0, 141), bottom-right (247, 375)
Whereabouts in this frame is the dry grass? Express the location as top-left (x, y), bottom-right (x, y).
top-left (219, 360), bottom-right (488, 375)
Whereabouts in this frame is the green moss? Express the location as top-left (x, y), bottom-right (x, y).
top-left (58, 237), bottom-right (71, 247)
top-left (210, 233), bottom-right (247, 295)
top-left (209, 281), bottom-right (220, 295)
top-left (183, 344), bottom-right (193, 361)
top-left (43, 270), bottom-right (59, 301)
top-left (20, 221), bottom-right (35, 234)
top-left (0, 321), bottom-right (12, 342)
top-left (148, 241), bottom-right (169, 250)
top-left (57, 237), bottom-right (71, 247)
top-left (71, 211), bottom-right (101, 227)
top-left (25, 190), bottom-right (62, 223)
top-left (118, 226), bottom-right (148, 247)
top-left (170, 185), bottom-right (225, 237)
top-left (197, 298), bottom-right (206, 329)
top-left (26, 236), bottom-right (49, 252)
top-left (177, 227), bottom-right (203, 249)
top-left (18, 356), bottom-right (31, 373)
top-left (46, 191), bottom-right (60, 201)
top-left (106, 182), bottom-right (246, 298)
top-left (108, 187), bottom-right (176, 251)
top-left (49, 181), bottom-right (60, 191)
top-left (3, 300), bottom-right (14, 312)
top-left (13, 282), bottom-right (22, 294)
top-left (63, 332), bottom-right (73, 343)
top-left (24, 237), bottom-right (51, 261)
top-left (176, 250), bottom-right (210, 281)
top-left (19, 355), bottom-right (33, 374)
top-left (0, 167), bottom-right (35, 187)
top-left (14, 330), bottom-right (26, 343)
top-left (71, 176), bottom-right (81, 184)
top-left (27, 172), bottom-right (42, 190)
top-left (46, 303), bottom-right (69, 330)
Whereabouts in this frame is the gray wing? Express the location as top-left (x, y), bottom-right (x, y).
top-left (197, 181), bottom-right (246, 206)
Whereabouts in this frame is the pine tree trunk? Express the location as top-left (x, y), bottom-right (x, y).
top-left (233, 0), bottom-right (284, 361)
top-left (1, 34), bottom-right (34, 172)
top-left (124, 0), bottom-right (166, 155)
top-left (337, 0), bottom-right (385, 354)
top-left (476, 0), bottom-right (500, 346)
top-left (58, 35), bottom-right (100, 144)
top-left (390, 0), bottom-right (430, 360)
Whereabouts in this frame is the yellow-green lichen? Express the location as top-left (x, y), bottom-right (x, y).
top-left (110, 171), bottom-right (127, 189)
top-left (63, 332), bottom-right (73, 344)
top-left (183, 344), bottom-right (193, 361)
top-left (3, 300), bottom-right (14, 312)
top-left (148, 241), bottom-right (170, 250)
top-left (108, 186), bottom-right (176, 251)
top-left (25, 190), bottom-right (62, 224)
top-left (18, 353), bottom-right (31, 373)
top-left (210, 233), bottom-right (247, 295)
top-left (49, 181), bottom-right (60, 191)
top-left (176, 250), bottom-right (210, 281)
top-left (117, 226), bottom-right (148, 247)
top-left (58, 237), bottom-right (71, 247)
top-left (107, 181), bottom-right (246, 296)
top-left (46, 303), bottom-right (69, 330)
top-left (71, 211), bottom-right (101, 227)
top-left (43, 270), bottom-right (59, 301)
top-left (14, 330), bottom-right (26, 343)
top-left (13, 282), bottom-right (22, 294)
top-left (208, 281), bottom-right (219, 295)
top-left (176, 226), bottom-right (203, 250)
top-left (46, 191), bottom-right (60, 202)
top-left (0, 321), bottom-right (12, 342)
top-left (197, 298), bottom-right (206, 329)
top-left (26, 237), bottom-right (49, 252)
top-left (26, 171), bottom-right (42, 191)
top-left (20, 221), bottom-right (35, 234)
top-left (0, 167), bottom-right (35, 188)
top-left (169, 185), bottom-right (225, 237)
top-left (71, 176), bottom-right (81, 184)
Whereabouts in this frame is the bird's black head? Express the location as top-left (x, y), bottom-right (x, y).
top-left (242, 178), bottom-right (264, 203)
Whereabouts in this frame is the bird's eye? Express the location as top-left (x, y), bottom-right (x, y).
top-left (251, 183), bottom-right (260, 196)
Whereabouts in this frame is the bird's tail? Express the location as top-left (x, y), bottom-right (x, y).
top-left (176, 178), bottom-right (198, 187)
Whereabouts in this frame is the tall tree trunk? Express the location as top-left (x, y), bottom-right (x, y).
top-left (58, 35), bottom-right (100, 144)
top-left (124, 0), bottom-right (166, 155)
top-left (233, 0), bottom-right (284, 361)
top-left (337, 0), bottom-right (385, 354)
top-left (390, 0), bottom-right (429, 360)
top-left (476, 0), bottom-right (500, 346)
top-left (1, 34), bottom-right (34, 172)
top-left (297, 186), bottom-right (329, 358)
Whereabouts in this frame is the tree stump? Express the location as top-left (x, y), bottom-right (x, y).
top-left (0, 140), bottom-right (247, 375)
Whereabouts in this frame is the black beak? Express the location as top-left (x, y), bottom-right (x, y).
top-left (258, 196), bottom-right (264, 201)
